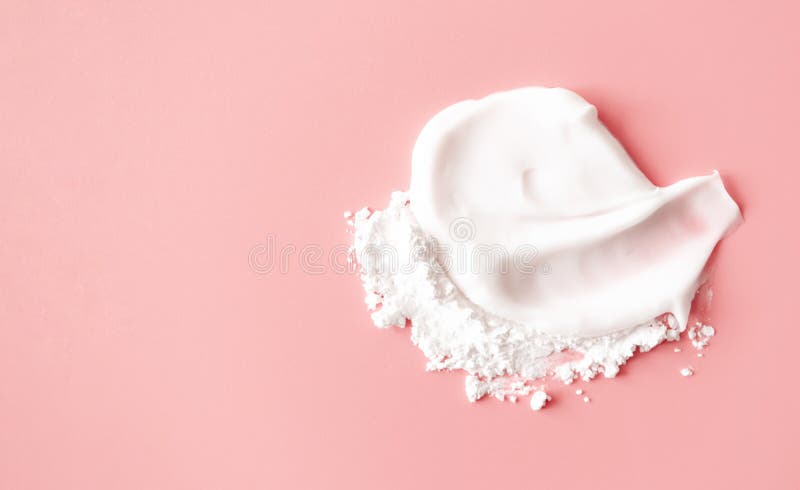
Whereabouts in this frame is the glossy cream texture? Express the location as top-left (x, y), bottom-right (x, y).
top-left (409, 87), bottom-right (741, 337)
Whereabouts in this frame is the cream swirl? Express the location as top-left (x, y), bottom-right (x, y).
top-left (409, 87), bottom-right (741, 337)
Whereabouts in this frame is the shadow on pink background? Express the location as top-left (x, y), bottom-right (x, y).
top-left (1, 1), bottom-right (798, 488)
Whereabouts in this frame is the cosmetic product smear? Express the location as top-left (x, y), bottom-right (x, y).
top-left (349, 87), bottom-right (741, 409)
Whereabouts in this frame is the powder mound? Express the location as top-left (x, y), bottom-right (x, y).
top-left (351, 192), bottom-right (690, 404)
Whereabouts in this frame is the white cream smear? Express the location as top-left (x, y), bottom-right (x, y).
top-left (350, 87), bottom-right (741, 408)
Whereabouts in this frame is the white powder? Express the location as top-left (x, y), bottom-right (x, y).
top-left (689, 321), bottom-right (716, 349)
top-left (351, 192), bottom-right (692, 405)
top-left (529, 390), bottom-right (550, 411)
top-left (680, 367), bottom-right (694, 377)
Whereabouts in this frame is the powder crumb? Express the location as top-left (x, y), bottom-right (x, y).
top-left (674, 347), bottom-right (681, 352)
top-left (575, 389), bottom-right (583, 395)
top-left (583, 396), bottom-right (591, 403)
top-left (697, 353), bottom-right (704, 358)
top-left (689, 322), bottom-right (716, 349)
top-left (343, 210), bottom-right (353, 219)
top-left (530, 390), bottom-right (551, 411)
top-left (680, 367), bottom-right (694, 377)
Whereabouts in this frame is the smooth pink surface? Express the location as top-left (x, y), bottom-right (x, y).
top-left (1, 1), bottom-right (798, 488)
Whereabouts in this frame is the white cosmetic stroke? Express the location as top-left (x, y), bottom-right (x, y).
top-left (350, 87), bottom-right (741, 406)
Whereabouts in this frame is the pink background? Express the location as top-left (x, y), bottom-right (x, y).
top-left (1, 1), bottom-right (798, 488)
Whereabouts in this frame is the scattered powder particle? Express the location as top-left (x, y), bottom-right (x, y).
top-left (697, 353), bottom-right (704, 358)
top-left (343, 210), bottom-right (353, 219)
top-left (575, 389), bottom-right (583, 395)
top-left (674, 347), bottom-right (681, 352)
top-left (689, 322), bottom-right (716, 349)
top-left (583, 396), bottom-right (591, 403)
top-left (530, 390), bottom-right (551, 411)
top-left (680, 367), bottom-right (694, 377)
